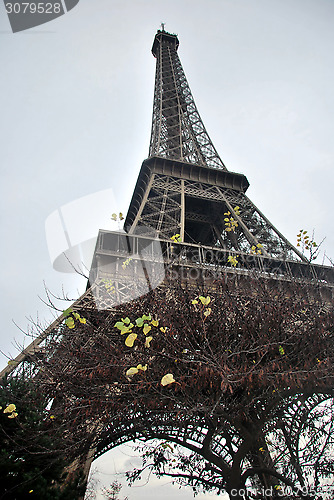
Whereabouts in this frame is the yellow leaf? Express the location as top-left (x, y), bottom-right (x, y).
top-left (160, 327), bottom-right (166, 333)
top-left (204, 308), bottom-right (212, 317)
top-left (137, 364), bottom-right (148, 371)
top-left (126, 367), bottom-right (139, 377)
top-left (227, 256), bottom-right (238, 267)
top-left (145, 336), bottom-right (153, 348)
top-left (191, 299), bottom-right (198, 305)
top-left (50, 415), bottom-right (55, 419)
top-left (65, 317), bottom-right (75, 329)
top-left (8, 412), bottom-right (18, 419)
top-left (3, 404), bottom-right (16, 414)
top-left (151, 319), bottom-right (159, 327)
top-left (125, 333), bottom-right (137, 347)
top-left (143, 324), bottom-right (151, 335)
top-left (199, 296), bottom-right (211, 306)
top-left (161, 374), bottom-right (175, 386)
top-left (119, 325), bottom-right (133, 335)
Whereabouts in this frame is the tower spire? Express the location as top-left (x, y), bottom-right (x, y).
top-left (149, 29), bottom-right (227, 170)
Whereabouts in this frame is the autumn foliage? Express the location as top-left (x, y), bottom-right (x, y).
top-left (24, 274), bottom-right (334, 498)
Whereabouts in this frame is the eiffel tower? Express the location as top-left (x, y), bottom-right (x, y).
top-left (1, 28), bottom-right (334, 498)
top-left (90, 28), bottom-right (334, 299)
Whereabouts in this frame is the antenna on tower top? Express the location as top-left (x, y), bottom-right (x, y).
top-left (161, 22), bottom-right (165, 32)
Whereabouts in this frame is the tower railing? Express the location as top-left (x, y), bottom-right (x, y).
top-left (90, 230), bottom-right (334, 288)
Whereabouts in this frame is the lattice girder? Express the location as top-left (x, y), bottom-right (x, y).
top-left (92, 393), bottom-right (331, 488)
top-left (126, 157), bottom-right (306, 263)
top-left (94, 409), bottom-right (243, 472)
top-left (280, 393), bottom-right (334, 454)
top-left (150, 30), bottom-right (226, 169)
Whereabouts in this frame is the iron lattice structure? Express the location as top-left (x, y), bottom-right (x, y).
top-left (125, 30), bottom-right (333, 275)
top-left (2, 28), bottom-right (334, 499)
top-left (149, 30), bottom-right (226, 169)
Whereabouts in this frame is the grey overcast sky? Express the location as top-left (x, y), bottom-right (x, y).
top-left (1, 0), bottom-right (334, 498)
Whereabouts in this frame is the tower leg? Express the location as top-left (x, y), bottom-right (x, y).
top-left (63, 443), bottom-right (97, 499)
